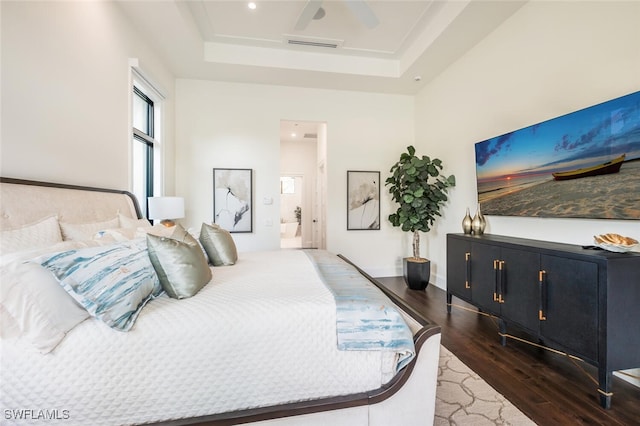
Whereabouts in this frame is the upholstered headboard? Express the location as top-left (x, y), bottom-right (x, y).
top-left (0, 178), bottom-right (142, 231)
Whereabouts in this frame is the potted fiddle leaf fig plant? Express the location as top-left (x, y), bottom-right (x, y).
top-left (385, 145), bottom-right (456, 290)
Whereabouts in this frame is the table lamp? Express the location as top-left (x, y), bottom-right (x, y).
top-left (148, 196), bottom-right (185, 227)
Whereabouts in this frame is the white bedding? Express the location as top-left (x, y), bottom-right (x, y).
top-left (1, 250), bottom-right (401, 425)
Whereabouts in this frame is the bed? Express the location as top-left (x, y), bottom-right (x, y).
top-left (0, 177), bottom-right (441, 426)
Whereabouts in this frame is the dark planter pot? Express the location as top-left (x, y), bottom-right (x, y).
top-left (403, 258), bottom-right (431, 290)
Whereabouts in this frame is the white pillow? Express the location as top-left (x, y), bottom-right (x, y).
top-left (0, 240), bottom-right (102, 268)
top-left (93, 224), bottom-right (174, 243)
top-left (146, 224), bottom-right (178, 238)
top-left (0, 260), bottom-right (89, 354)
top-left (59, 217), bottom-right (119, 241)
top-left (118, 213), bottom-right (152, 229)
top-left (93, 227), bottom-right (139, 243)
top-left (0, 216), bottom-right (62, 254)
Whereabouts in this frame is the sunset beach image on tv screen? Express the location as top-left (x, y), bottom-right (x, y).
top-left (475, 91), bottom-right (640, 219)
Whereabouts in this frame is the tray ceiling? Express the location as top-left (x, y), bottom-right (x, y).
top-left (117, 0), bottom-right (526, 94)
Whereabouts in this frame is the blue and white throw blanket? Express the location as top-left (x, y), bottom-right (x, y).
top-left (304, 250), bottom-right (415, 371)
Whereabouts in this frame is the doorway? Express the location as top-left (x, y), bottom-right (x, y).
top-left (279, 175), bottom-right (303, 249)
top-left (280, 120), bottom-right (326, 249)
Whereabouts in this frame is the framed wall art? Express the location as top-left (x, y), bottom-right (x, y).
top-left (347, 170), bottom-right (380, 230)
top-left (475, 90), bottom-right (640, 219)
top-left (213, 168), bottom-right (253, 233)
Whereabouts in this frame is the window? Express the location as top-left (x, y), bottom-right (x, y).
top-left (131, 70), bottom-right (163, 218)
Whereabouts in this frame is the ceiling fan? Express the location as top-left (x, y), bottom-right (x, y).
top-left (294, 0), bottom-right (380, 31)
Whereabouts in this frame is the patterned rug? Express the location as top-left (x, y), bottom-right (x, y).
top-left (435, 346), bottom-right (536, 425)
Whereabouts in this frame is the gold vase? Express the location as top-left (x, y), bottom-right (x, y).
top-left (471, 204), bottom-right (486, 235)
top-left (462, 207), bottom-right (472, 234)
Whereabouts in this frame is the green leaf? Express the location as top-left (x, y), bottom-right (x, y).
top-left (447, 175), bottom-right (456, 186)
top-left (386, 146), bottom-right (454, 248)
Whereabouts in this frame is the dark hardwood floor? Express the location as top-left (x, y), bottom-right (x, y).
top-left (375, 276), bottom-right (640, 426)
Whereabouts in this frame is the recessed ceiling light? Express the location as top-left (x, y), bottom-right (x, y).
top-left (291, 133), bottom-right (297, 138)
top-left (248, 2), bottom-right (257, 10)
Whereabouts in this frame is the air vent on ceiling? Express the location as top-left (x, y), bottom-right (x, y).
top-left (283, 35), bottom-right (343, 50)
top-left (288, 39), bottom-right (337, 49)
top-left (304, 133), bottom-right (318, 139)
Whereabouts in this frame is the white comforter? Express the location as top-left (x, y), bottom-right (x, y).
top-left (1, 250), bottom-right (401, 425)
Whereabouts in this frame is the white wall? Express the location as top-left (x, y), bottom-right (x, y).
top-left (4, 1), bottom-right (636, 284)
top-left (0, 1), bottom-right (176, 193)
top-left (175, 80), bottom-right (415, 276)
top-left (414, 1), bottom-right (640, 289)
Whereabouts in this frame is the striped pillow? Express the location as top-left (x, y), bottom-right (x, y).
top-left (35, 239), bottom-right (162, 331)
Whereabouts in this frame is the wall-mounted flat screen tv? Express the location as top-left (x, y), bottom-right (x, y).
top-left (475, 91), bottom-right (640, 219)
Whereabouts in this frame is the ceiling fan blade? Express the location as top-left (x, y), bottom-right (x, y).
top-left (295, 0), bottom-right (323, 31)
top-left (345, 0), bottom-right (379, 29)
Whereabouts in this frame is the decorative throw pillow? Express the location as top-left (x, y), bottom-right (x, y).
top-left (199, 223), bottom-right (238, 266)
top-left (146, 224), bottom-right (212, 299)
top-left (34, 239), bottom-right (161, 331)
top-left (0, 261), bottom-right (89, 354)
top-left (145, 224), bottom-right (176, 238)
top-left (0, 216), bottom-right (62, 254)
top-left (118, 213), bottom-right (152, 229)
top-left (59, 217), bottom-right (119, 241)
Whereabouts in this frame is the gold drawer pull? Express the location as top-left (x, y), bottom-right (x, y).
top-left (538, 270), bottom-right (547, 321)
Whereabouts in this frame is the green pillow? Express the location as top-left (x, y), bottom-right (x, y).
top-left (146, 224), bottom-right (212, 299)
top-left (199, 223), bottom-right (238, 266)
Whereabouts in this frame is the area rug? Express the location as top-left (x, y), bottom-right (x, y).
top-left (435, 346), bottom-right (536, 425)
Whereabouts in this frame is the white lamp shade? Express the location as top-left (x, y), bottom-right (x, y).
top-left (147, 197), bottom-right (185, 220)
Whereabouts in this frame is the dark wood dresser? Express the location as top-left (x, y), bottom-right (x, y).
top-left (446, 233), bottom-right (640, 408)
